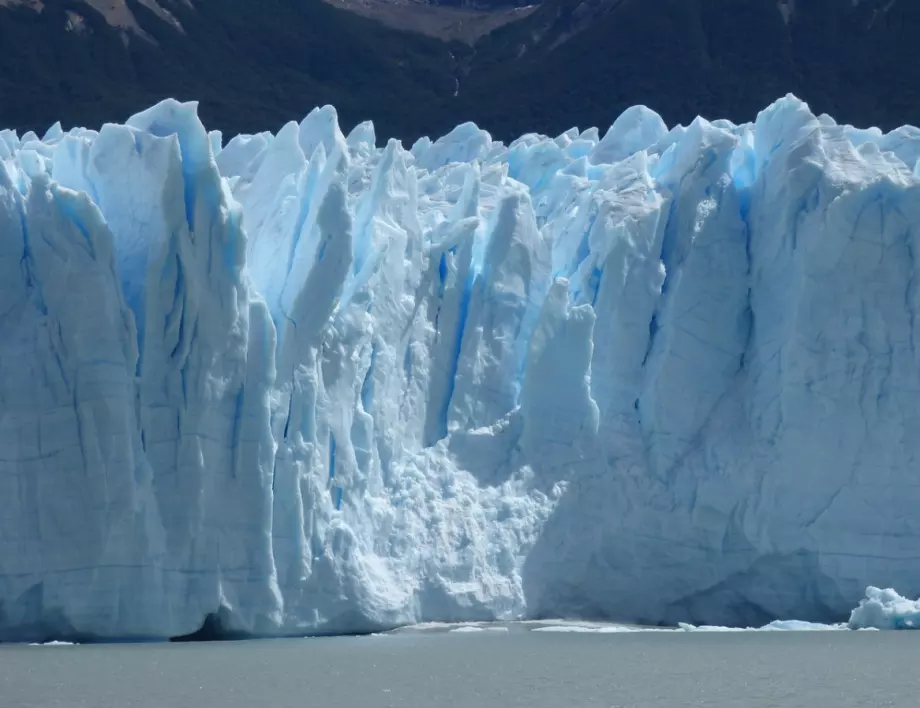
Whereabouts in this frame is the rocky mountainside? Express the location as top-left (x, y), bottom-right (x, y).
top-left (0, 0), bottom-right (186, 33)
top-left (0, 0), bottom-right (918, 143)
top-left (458, 0), bottom-right (920, 138)
top-left (0, 0), bottom-right (459, 139)
top-left (315, 0), bottom-right (537, 42)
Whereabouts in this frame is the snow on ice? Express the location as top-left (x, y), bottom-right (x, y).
top-left (2, 95), bottom-right (920, 641)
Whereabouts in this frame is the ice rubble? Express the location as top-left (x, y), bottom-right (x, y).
top-left (2, 95), bottom-right (920, 641)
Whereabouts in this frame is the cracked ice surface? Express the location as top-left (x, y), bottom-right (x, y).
top-left (1, 95), bottom-right (920, 640)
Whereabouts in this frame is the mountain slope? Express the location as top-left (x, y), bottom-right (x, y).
top-left (458, 0), bottom-right (920, 138)
top-left (0, 0), bottom-right (458, 140)
top-left (316, 0), bottom-right (538, 42)
top-left (1, 0), bottom-right (919, 143)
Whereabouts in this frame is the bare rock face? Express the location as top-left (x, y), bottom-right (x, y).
top-left (0, 0), bottom-right (187, 36)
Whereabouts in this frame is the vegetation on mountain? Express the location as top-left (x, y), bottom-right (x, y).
top-left (1, 0), bottom-right (919, 144)
top-left (0, 0), bottom-right (459, 139)
top-left (460, 0), bottom-right (920, 138)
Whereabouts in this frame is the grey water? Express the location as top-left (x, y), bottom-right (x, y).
top-left (2, 624), bottom-right (917, 708)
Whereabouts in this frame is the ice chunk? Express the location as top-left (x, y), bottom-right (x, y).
top-left (679, 621), bottom-right (845, 632)
top-left (848, 587), bottom-right (920, 630)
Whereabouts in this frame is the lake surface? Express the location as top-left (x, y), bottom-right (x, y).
top-left (2, 623), bottom-right (917, 707)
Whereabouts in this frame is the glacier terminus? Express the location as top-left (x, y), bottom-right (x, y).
top-left (2, 95), bottom-right (920, 641)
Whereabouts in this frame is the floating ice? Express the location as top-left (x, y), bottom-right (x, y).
top-left (847, 587), bottom-right (920, 630)
top-left (2, 95), bottom-right (920, 641)
top-left (530, 621), bottom-right (844, 633)
top-left (28, 641), bottom-right (78, 647)
top-left (532, 625), bottom-right (668, 634)
top-left (678, 621), bottom-right (845, 632)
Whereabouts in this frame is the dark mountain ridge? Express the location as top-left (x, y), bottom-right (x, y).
top-left (0, 0), bottom-right (458, 140)
top-left (461, 0), bottom-right (920, 139)
top-left (1, 0), bottom-right (918, 143)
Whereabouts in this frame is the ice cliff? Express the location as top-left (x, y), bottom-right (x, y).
top-left (2, 95), bottom-right (920, 641)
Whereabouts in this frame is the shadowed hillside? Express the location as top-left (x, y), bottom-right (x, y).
top-left (1, 0), bottom-right (919, 142)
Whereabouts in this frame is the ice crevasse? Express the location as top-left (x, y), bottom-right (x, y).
top-left (2, 95), bottom-right (920, 641)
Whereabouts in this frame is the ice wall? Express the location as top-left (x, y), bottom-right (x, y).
top-left (1, 95), bottom-right (919, 640)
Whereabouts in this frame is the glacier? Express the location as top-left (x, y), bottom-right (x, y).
top-left (2, 95), bottom-right (920, 641)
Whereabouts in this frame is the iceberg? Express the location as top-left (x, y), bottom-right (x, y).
top-left (2, 94), bottom-right (920, 641)
top-left (848, 587), bottom-right (920, 630)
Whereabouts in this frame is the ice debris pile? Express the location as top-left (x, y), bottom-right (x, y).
top-left (2, 95), bottom-right (920, 641)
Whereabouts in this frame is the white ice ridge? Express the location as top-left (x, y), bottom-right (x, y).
top-left (2, 95), bottom-right (920, 641)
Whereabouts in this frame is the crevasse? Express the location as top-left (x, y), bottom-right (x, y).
top-left (1, 95), bottom-right (919, 641)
